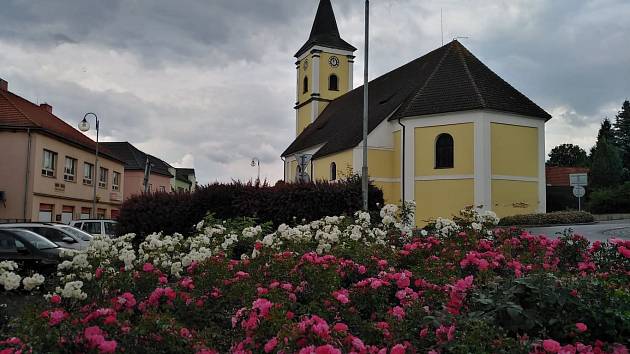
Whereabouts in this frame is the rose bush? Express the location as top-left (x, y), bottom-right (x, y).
top-left (1, 204), bottom-right (629, 353)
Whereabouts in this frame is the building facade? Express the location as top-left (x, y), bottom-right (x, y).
top-left (282, 0), bottom-right (551, 225)
top-left (100, 142), bottom-right (174, 200)
top-left (0, 79), bottom-right (125, 222)
top-left (172, 168), bottom-right (197, 192)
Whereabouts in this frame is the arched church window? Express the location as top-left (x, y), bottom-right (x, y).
top-left (303, 76), bottom-right (308, 93)
top-left (330, 162), bottom-right (337, 180)
top-left (435, 133), bottom-right (454, 169)
top-left (329, 74), bottom-right (339, 91)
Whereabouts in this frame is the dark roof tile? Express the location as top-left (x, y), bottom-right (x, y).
top-left (0, 88), bottom-right (122, 162)
top-left (295, 0), bottom-right (356, 57)
top-left (100, 142), bottom-right (173, 177)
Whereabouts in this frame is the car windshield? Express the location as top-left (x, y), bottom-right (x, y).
top-left (104, 222), bottom-right (117, 236)
top-left (58, 226), bottom-right (92, 241)
top-left (11, 229), bottom-right (59, 250)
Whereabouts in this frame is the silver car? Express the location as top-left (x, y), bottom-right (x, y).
top-left (0, 223), bottom-right (88, 250)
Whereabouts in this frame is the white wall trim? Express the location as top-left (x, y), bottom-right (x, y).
top-left (415, 174), bottom-right (474, 181)
top-left (537, 120), bottom-right (546, 212)
top-left (297, 46), bottom-right (355, 61)
top-left (371, 177), bottom-right (401, 183)
top-left (492, 175), bottom-right (539, 182)
top-left (474, 114), bottom-right (491, 210)
top-left (367, 146), bottom-right (394, 151)
top-left (312, 54), bottom-right (320, 96)
top-left (347, 58), bottom-right (354, 90)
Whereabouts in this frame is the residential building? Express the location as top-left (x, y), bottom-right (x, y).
top-left (172, 168), bottom-right (197, 192)
top-left (100, 142), bottom-right (173, 199)
top-left (282, 0), bottom-right (551, 225)
top-left (0, 78), bottom-right (125, 222)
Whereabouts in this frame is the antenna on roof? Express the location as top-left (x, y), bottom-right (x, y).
top-left (453, 36), bottom-right (470, 41)
top-left (440, 8), bottom-right (444, 46)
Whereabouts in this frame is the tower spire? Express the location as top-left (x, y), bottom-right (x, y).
top-left (295, 0), bottom-right (356, 57)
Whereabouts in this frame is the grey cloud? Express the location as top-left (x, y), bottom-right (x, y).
top-left (1, 0), bottom-right (629, 182)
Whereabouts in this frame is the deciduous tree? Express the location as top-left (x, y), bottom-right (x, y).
top-left (547, 144), bottom-right (588, 167)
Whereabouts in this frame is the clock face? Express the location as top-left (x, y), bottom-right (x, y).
top-left (328, 56), bottom-right (340, 68)
top-left (303, 59), bottom-right (308, 70)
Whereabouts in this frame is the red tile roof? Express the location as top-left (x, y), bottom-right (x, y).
top-left (546, 166), bottom-right (589, 186)
top-left (0, 87), bottom-right (121, 163)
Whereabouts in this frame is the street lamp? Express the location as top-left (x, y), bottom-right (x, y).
top-left (78, 112), bottom-right (99, 219)
top-left (250, 158), bottom-right (260, 184)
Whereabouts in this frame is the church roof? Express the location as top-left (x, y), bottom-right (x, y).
top-left (294, 0), bottom-right (356, 58)
top-left (282, 40), bottom-right (551, 158)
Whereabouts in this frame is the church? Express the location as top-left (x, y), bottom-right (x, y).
top-left (282, 0), bottom-right (551, 225)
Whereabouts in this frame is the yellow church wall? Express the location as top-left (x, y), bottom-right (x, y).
top-left (297, 54), bottom-right (312, 104)
top-left (415, 179), bottom-right (474, 225)
top-left (414, 123), bottom-right (474, 176)
top-left (374, 181), bottom-right (400, 205)
top-left (288, 160), bottom-right (298, 181)
top-left (393, 131), bottom-right (401, 178)
top-left (367, 149), bottom-right (394, 177)
top-left (312, 149), bottom-right (353, 181)
top-left (296, 106), bottom-right (312, 136)
top-left (491, 180), bottom-right (539, 217)
top-left (491, 123), bottom-right (538, 177)
top-left (318, 52), bottom-right (349, 101)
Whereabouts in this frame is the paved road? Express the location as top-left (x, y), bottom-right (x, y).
top-left (526, 220), bottom-right (630, 242)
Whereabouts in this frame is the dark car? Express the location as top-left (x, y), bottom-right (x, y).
top-left (0, 228), bottom-right (64, 270)
top-left (0, 223), bottom-right (88, 250)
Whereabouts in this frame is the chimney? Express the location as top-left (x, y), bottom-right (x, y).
top-left (0, 78), bottom-right (7, 91)
top-left (40, 103), bottom-right (53, 113)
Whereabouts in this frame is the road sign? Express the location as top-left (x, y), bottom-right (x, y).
top-left (570, 173), bottom-right (588, 186)
top-left (573, 185), bottom-right (586, 198)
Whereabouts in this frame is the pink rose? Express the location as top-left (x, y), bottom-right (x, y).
top-left (575, 323), bottom-right (587, 332)
top-left (98, 340), bottom-right (117, 353)
top-left (543, 339), bottom-right (561, 353)
top-left (264, 337), bottom-right (278, 353)
top-left (143, 263), bottom-right (155, 272)
top-left (50, 294), bottom-right (61, 304)
top-left (391, 344), bottom-right (406, 354)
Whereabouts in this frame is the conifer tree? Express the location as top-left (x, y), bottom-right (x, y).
top-left (613, 100), bottom-right (630, 166)
top-left (590, 136), bottom-right (623, 188)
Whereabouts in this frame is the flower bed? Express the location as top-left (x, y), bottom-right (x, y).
top-left (1, 205), bottom-right (629, 353)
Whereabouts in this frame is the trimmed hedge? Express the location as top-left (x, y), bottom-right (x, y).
top-left (117, 175), bottom-right (384, 236)
top-left (498, 210), bottom-right (595, 226)
top-left (587, 182), bottom-right (630, 214)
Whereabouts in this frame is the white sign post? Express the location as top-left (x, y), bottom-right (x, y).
top-left (569, 173), bottom-right (588, 211)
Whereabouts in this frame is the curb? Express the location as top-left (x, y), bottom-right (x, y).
top-left (501, 221), bottom-right (598, 228)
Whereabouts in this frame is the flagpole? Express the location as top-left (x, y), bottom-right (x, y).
top-left (362, 0), bottom-right (369, 211)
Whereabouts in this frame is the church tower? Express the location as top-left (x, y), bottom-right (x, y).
top-left (294, 0), bottom-right (356, 137)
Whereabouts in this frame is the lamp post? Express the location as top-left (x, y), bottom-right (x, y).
top-left (251, 158), bottom-right (260, 184)
top-left (362, 0), bottom-right (370, 211)
top-left (78, 113), bottom-right (99, 219)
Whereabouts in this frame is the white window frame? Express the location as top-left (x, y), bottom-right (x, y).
top-left (112, 171), bottom-right (121, 191)
top-left (42, 149), bottom-right (57, 177)
top-left (64, 157), bottom-right (77, 182)
top-left (98, 167), bottom-right (108, 189)
top-left (83, 162), bottom-right (94, 185)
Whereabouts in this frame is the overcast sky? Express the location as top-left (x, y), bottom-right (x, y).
top-left (1, 0), bottom-right (629, 183)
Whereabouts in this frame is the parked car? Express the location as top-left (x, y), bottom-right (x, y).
top-left (53, 224), bottom-right (93, 242)
top-left (69, 219), bottom-right (118, 238)
top-left (0, 228), bottom-right (65, 269)
top-left (0, 223), bottom-right (88, 250)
